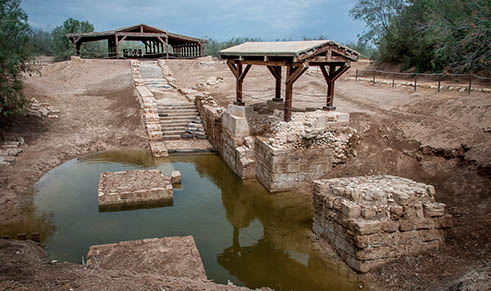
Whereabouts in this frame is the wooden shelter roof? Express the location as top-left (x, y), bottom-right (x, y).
top-left (66, 23), bottom-right (206, 44)
top-left (220, 40), bottom-right (359, 62)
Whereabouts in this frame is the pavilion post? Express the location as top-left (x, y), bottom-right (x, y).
top-left (284, 65), bottom-right (293, 122)
top-left (326, 65), bottom-right (335, 109)
top-left (267, 66), bottom-right (282, 102)
top-left (166, 38), bottom-right (169, 59)
top-left (236, 63), bottom-right (244, 105)
top-left (114, 35), bottom-right (119, 59)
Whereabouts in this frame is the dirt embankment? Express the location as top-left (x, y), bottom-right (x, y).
top-left (167, 58), bottom-right (491, 290)
top-left (0, 60), bottom-right (147, 226)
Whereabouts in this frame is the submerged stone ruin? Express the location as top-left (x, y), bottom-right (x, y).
top-left (313, 175), bottom-right (452, 272)
top-left (97, 169), bottom-right (173, 211)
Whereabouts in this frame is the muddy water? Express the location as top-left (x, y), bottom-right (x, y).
top-left (30, 150), bottom-right (361, 290)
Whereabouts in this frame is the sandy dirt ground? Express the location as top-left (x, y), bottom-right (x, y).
top-left (0, 59), bottom-right (147, 226)
top-left (0, 58), bottom-right (489, 290)
top-left (167, 58), bottom-right (491, 290)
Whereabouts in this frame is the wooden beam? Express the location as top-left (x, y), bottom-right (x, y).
top-left (166, 38), bottom-right (169, 59)
top-left (266, 66), bottom-right (282, 101)
top-left (331, 64), bottom-right (350, 82)
top-left (235, 63), bottom-right (244, 105)
top-left (226, 60), bottom-right (239, 78)
top-left (286, 66), bottom-right (307, 84)
top-left (239, 64), bottom-right (251, 81)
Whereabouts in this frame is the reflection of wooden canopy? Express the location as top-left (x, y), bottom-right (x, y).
top-left (66, 24), bottom-right (206, 59)
top-left (219, 41), bottom-right (359, 121)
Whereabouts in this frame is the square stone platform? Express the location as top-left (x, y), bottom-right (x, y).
top-left (86, 236), bottom-right (207, 280)
top-left (98, 169), bottom-right (172, 211)
top-left (313, 175), bottom-right (452, 273)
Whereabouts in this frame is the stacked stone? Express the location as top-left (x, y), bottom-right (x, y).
top-left (98, 170), bottom-right (173, 208)
top-left (313, 175), bottom-right (452, 273)
top-left (130, 60), bottom-right (168, 157)
top-left (185, 118), bottom-right (208, 139)
top-left (27, 98), bottom-right (59, 119)
top-left (0, 137), bottom-right (24, 166)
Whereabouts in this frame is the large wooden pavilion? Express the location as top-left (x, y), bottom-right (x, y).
top-left (219, 41), bottom-right (359, 122)
top-left (66, 24), bottom-right (206, 59)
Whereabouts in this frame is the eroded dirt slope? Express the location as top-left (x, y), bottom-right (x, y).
top-left (0, 60), bottom-right (146, 225)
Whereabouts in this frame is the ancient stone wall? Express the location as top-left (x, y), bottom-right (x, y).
top-left (195, 94), bottom-right (355, 191)
top-left (195, 95), bottom-right (224, 153)
top-left (313, 176), bottom-right (452, 273)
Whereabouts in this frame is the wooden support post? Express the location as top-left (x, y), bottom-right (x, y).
top-left (327, 65), bottom-right (335, 109)
top-left (372, 70), bottom-right (376, 85)
top-left (468, 77), bottom-right (472, 95)
top-left (438, 79), bottom-right (441, 92)
top-left (284, 65), bottom-right (293, 122)
top-left (236, 63), bottom-right (244, 105)
top-left (392, 75), bottom-right (395, 87)
top-left (267, 66), bottom-right (282, 102)
top-left (200, 43), bottom-right (204, 57)
top-left (414, 76), bottom-right (417, 92)
top-left (355, 69), bottom-right (358, 82)
top-left (114, 35), bottom-right (119, 59)
top-left (166, 38), bottom-right (169, 59)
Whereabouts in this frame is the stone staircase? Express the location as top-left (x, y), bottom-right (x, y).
top-left (158, 102), bottom-right (207, 140)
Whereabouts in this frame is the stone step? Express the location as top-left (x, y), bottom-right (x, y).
top-left (159, 110), bottom-right (199, 116)
top-left (160, 121), bottom-right (189, 126)
top-left (163, 135), bottom-right (182, 140)
top-left (160, 115), bottom-right (199, 121)
top-left (162, 130), bottom-right (186, 135)
top-left (161, 126), bottom-right (187, 131)
top-left (157, 104), bottom-right (195, 109)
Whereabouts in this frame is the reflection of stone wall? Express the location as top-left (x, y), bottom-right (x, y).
top-left (313, 176), bottom-right (452, 273)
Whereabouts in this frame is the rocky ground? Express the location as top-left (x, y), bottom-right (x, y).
top-left (0, 58), bottom-right (489, 290)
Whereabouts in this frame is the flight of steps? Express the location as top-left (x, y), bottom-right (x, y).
top-left (158, 103), bottom-right (208, 140)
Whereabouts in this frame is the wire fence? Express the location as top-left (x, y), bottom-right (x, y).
top-left (349, 69), bottom-right (491, 95)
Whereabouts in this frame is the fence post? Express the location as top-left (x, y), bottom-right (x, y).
top-left (392, 75), bottom-right (395, 87)
top-left (468, 77), bottom-right (472, 95)
top-left (414, 76), bottom-right (417, 92)
top-left (355, 69), bottom-right (358, 82)
top-left (372, 70), bottom-right (375, 85)
top-left (438, 79), bottom-right (441, 92)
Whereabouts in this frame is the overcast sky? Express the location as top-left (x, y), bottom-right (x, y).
top-left (21, 0), bottom-right (365, 43)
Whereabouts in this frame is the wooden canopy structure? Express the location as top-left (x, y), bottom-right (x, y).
top-left (219, 41), bottom-right (359, 122)
top-left (66, 24), bottom-right (206, 59)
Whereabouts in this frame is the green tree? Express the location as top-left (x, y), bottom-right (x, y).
top-left (0, 0), bottom-right (32, 124)
top-left (29, 27), bottom-right (53, 56)
top-left (51, 18), bottom-right (95, 60)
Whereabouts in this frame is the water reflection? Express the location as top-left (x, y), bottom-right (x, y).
top-left (27, 151), bottom-right (361, 291)
top-left (0, 204), bottom-right (55, 242)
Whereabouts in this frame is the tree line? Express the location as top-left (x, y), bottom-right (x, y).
top-left (350, 0), bottom-right (490, 75)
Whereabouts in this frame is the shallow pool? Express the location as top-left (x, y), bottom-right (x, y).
top-left (30, 150), bottom-right (359, 290)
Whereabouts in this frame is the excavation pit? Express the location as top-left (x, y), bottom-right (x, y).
top-left (97, 169), bottom-right (173, 211)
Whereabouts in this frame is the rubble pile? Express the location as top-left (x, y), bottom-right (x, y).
top-left (27, 98), bottom-right (59, 118)
top-left (0, 137), bottom-right (25, 166)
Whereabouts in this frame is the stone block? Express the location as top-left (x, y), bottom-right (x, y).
top-left (171, 170), bottom-right (182, 184)
top-left (227, 104), bottom-right (253, 118)
top-left (340, 200), bottom-right (361, 218)
top-left (423, 203), bottom-right (445, 217)
top-left (352, 219), bottom-right (381, 235)
top-left (98, 170), bottom-right (172, 211)
top-left (86, 236), bottom-right (206, 280)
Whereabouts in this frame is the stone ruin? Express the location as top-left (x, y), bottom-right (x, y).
top-left (98, 169), bottom-right (173, 211)
top-left (313, 175), bottom-right (452, 273)
top-left (195, 95), bottom-right (356, 192)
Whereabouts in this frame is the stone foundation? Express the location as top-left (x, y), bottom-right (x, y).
top-left (86, 236), bottom-right (207, 280)
top-left (195, 95), bottom-right (354, 192)
top-left (98, 170), bottom-right (173, 210)
top-left (313, 175), bottom-right (452, 273)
